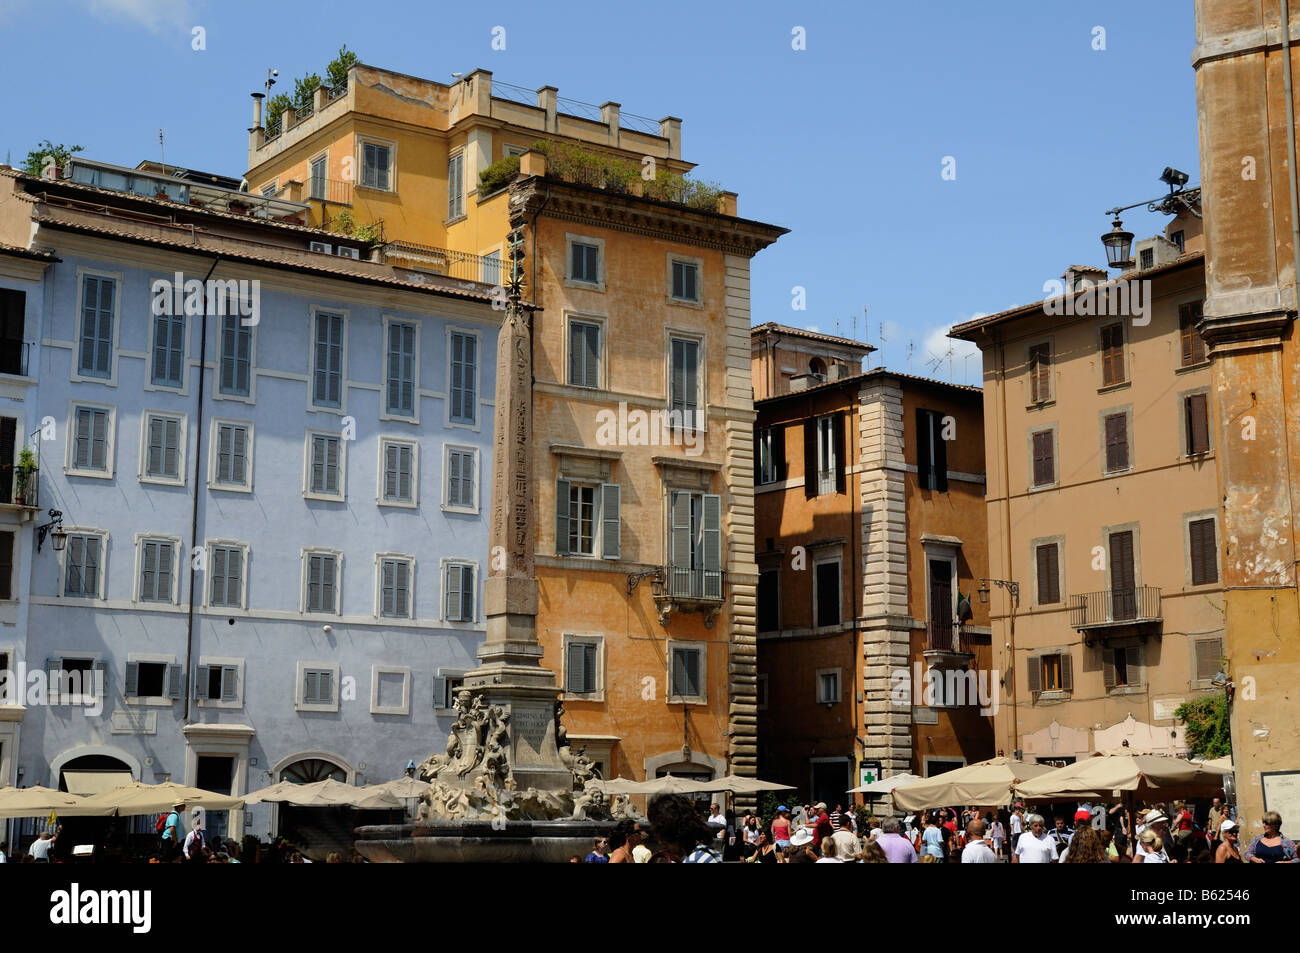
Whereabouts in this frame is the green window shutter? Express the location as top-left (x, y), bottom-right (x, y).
top-left (124, 661), bottom-right (139, 697)
top-left (166, 663), bottom-right (182, 699)
top-left (702, 494), bottom-right (722, 573)
top-left (232, 427), bottom-right (246, 484)
top-left (460, 565), bottom-right (474, 621)
top-left (220, 666), bottom-right (237, 701)
top-left (601, 483), bottom-right (621, 560)
top-left (395, 560), bottom-right (409, 617)
top-left (555, 478), bottom-right (571, 556)
top-left (304, 670), bottom-right (319, 705)
top-left (446, 564), bottom-right (463, 621)
top-left (195, 664), bottom-right (210, 700)
top-left (670, 491), bottom-right (692, 570)
top-left (567, 641), bottom-right (585, 694)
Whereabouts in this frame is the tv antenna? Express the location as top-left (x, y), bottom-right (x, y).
top-left (158, 129), bottom-right (166, 173)
top-left (906, 339), bottom-right (915, 374)
top-left (925, 344), bottom-right (955, 381)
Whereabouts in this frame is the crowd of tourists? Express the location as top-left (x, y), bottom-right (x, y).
top-left (574, 795), bottom-right (1298, 863)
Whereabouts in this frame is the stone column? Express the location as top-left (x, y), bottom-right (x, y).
top-left (463, 267), bottom-right (572, 793)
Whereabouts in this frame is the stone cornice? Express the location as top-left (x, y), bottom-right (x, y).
top-left (509, 176), bottom-right (787, 257)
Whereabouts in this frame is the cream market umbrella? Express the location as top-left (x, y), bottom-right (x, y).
top-left (1014, 749), bottom-right (1229, 802)
top-left (849, 773), bottom-right (922, 795)
top-left (891, 758), bottom-right (1057, 812)
top-left (244, 778), bottom-right (399, 809)
top-left (242, 780), bottom-right (313, 806)
top-left (0, 785), bottom-right (114, 818)
top-left (697, 775), bottom-right (795, 795)
top-left (593, 774), bottom-right (710, 796)
top-left (80, 780), bottom-right (244, 815)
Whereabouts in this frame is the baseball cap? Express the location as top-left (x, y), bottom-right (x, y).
top-left (814, 802), bottom-right (827, 812)
top-left (777, 805), bottom-right (789, 813)
top-left (1074, 809), bottom-right (1091, 822)
top-left (1220, 819), bottom-right (1238, 833)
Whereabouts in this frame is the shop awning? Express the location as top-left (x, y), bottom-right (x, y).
top-left (63, 770), bottom-right (133, 796)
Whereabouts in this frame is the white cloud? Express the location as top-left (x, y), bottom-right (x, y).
top-left (84, 0), bottom-right (199, 34)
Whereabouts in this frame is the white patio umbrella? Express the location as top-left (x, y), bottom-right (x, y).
top-left (0, 785), bottom-right (113, 818)
top-left (79, 780), bottom-right (244, 815)
top-left (848, 773), bottom-right (922, 795)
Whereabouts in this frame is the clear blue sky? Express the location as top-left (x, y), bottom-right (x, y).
top-left (0, 0), bottom-right (1199, 385)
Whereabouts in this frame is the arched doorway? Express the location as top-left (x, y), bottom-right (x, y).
top-left (40, 753), bottom-right (136, 858)
top-left (279, 758), bottom-right (347, 784)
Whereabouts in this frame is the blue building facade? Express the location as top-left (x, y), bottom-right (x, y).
top-left (0, 163), bottom-right (499, 840)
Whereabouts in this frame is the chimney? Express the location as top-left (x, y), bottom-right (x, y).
top-left (790, 374), bottom-right (811, 392)
top-left (659, 116), bottom-right (682, 160)
top-left (601, 102), bottom-right (621, 148)
top-left (251, 92), bottom-right (265, 128)
top-left (538, 86), bottom-right (558, 133)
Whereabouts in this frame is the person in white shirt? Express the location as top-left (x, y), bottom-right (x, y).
top-left (831, 814), bottom-right (861, 861)
top-left (706, 804), bottom-right (726, 829)
top-left (1012, 814), bottom-right (1057, 863)
top-left (1009, 807), bottom-right (1024, 852)
top-left (28, 829), bottom-right (56, 862)
top-left (1133, 814), bottom-right (1173, 863)
top-left (962, 819), bottom-right (998, 863)
top-left (183, 816), bottom-right (208, 861)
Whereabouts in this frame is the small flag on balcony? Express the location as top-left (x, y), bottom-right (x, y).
top-left (956, 591), bottom-right (973, 623)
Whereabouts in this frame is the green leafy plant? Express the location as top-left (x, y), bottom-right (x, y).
top-left (531, 139), bottom-right (724, 208)
top-left (326, 45), bottom-right (358, 90)
top-left (1175, 695), bottom-right (1231, 759)
top-left (264, 92), bottom-right (292, 136)
top-left (15, 447), bottom-right (36, 501)
top-left (477, 155), bottom-right (520, 196)
top-left (327, 208), bottom-right (382, 245)
top-left (294, 73), bottom-right (322, 113)
top-left (643, 167), bottom-right (725, 210)
top-left (21, 141), bottom-right (84, 177)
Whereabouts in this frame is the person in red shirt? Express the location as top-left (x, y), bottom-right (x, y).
top-left (812, 802), bottom-right (834, 848)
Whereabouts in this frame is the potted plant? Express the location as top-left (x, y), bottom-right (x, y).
top-left (15, 447), bottom-right (36, 505)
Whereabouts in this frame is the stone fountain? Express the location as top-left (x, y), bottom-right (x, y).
top-left (354, 229), bottom-right (638, 862)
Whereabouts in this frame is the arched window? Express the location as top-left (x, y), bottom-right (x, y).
top-left (808, 358), bottom-right (827, 381)
top-left (280, 758), bottom-right (346, 784)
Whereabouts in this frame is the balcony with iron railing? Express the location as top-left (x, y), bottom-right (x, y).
top-left (1068, 586), bottom-right (1162, 631)
top-left (382, 241), bottom-right (505, 284)
top-left (924, 619), bottom-right (976, 668)
top-left (306, 177), bottom-right (353, 205)
top-left (644, 565), bottom-right (725, 629)
top-left (0, 465), bottom-right (39, 508)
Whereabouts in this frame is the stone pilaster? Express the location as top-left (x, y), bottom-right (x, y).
top-left (857, 376), bottom-right (912, 777)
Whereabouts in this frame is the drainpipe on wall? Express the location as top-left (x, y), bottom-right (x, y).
top-left (996, 331), bottom-right (1018, 758)
top-left (183, 255), bottom-right (221, 722)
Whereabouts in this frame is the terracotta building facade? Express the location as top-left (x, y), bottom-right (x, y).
top-left (752, 328), bottom-right (992, 806)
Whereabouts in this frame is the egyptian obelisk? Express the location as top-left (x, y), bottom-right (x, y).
top-left (463, 228), bottom-right (573, 792)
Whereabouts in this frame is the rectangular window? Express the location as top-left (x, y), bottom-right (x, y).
top-left (125, 661), bottom-right (173, 699)
top-left (64, 534), bottom-right (102, 597)
top-left (0, 417), bottom-right (12, 505)
top-left (449, 331), bottom-right (477, 424)
top-left (1179, 301), bottom-right (1206, 366)
top-left (915, 409), bottom-right (948, 491)
top-left (817, 416), bottom-right (837, 494)
top-left (0, 288), bottom-right (26, 376)
top-left (669, 645), bottom-right (702, 700)
top-left (1139, 248), bottom-right (1154, 270)
top-left (309, 434), bottom-right (342, 496)
top-left (555, 479), bottom-right (621, 559)
top-left (1104, 645), bottom-right (1135, 689)
top-left (757, 569), bottom-right (779, 632)
top-left (309, 155), bottom-right (327, 199)
top-left (570, 242), bottom-right (598, 283)
top-left (151, 312), bottom-right (184, 387)
top-left (667, 491), bottom-right (722, 598)
top-left (1035, 543), bottom-right (1060, 604)
top-left (445, 563), bottom-right (475, 622)
top-left (816, 560), bottom-right (841, 628)
top-left (380, 558), bottom-right (412, 618)
top-left (1104, 412), bottom-right (1129, 472)
top-left (669, 337), bottom-right (701, 430)
top-left (195, 663), bottom-right (238, 702)
top-left (671, 260), bottom-right (698, 301)
top-left (446, 448), bottom-right (474, 508)
top-left (362, 142), bottom-right (390, 191)
top-left (73, 407), bottom-right (110, 472)
top-left (566, 641), bottom-right (598, 694)
top-left (1029, 652), bottom-right (1072, 694)
top-left (144, 414), bottom-right (182, 480)
top-left (568, 321), bottom-right (601, 389)
top-left (1189, 518), bottom-right (1219, 585)
top-left (219, 312), bottom-right (251, 397)
top-left (382, 441), bottom-right (413, 503)
top-left (385, 321), bottom-right (416, 416)
top-left (1028, 343), bottom-right (1051, 402)
top-left (756, 426), bottom-right (784, 485)
top-left (305, 552), bottom-right (338, 613)
top-left (447, 152), bottom-right (464, 219)
top-left (312, 311), bottom-right (344, 408)
top-left (79, 275), bottom-right (115, 378)
top-left (1194, 637), bottom-right (1224, 683)
top-left (137, 539), bottom-right (174, 603)
top-left (303, 668), bottom-right (335, 705)
top-left (209, 545), bottom-right (244, 607)
top-left (481, 250), bottom-right (501, 285)
top-left (817, 670), bottom-right (840, 704)
top-left (47, 657), bottom-right (106, 703)
top-left (214, 423), bottom-right (249, 487)
top-left (1032, 430), bottom-right (1054, 487)
top-left (1101, 324), bottom-right (1125, 385)
top-left (1185, 393), bottom-right (1211, 455)
top-left (568, 483), bottom-right (596, 556)
top-left (1109, 530), bottom-right (1137, 621)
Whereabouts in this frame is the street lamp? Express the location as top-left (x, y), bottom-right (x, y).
top-left (1101, 216), bottom-right (1134, 270)
top-left (978, 577), bottom-right (1019, 608)
top-left (36, 508), bottom-right (65, 552)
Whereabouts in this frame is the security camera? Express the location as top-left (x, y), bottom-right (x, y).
top-left (322, 624), bottom-right (332, 633)
top-left (1004, 642), bottom-right (1011, 649)
top-left (271, 69), bottom-right (279, 77)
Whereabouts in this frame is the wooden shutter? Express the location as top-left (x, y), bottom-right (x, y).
top-left (670, 490), bottom-right (692, 571)
top-left (432, 675), bottom-right (448, 710)
top-left (933, 413), bottom-right (948, 492)
top-left (1036, 543), bottom-right (1059, 604)
top-left (92, 661), bottom-right (107, 697)
top-left (555, 478), bottom-right (571, 555)
top-left (1105, 413), bottom-right (1128, 471)
top-left (460, 565), bottom-right (474, 621)
top-left (232, 427), bottom-right (247, 484)
top-left (124, 661), bottom-right (140, 697)
top-left (1186, 394), bottom-right (1210, 454)
top-left (1190, 518), bottom-right (1218, 585)
top-left (221, 666), bottom-right (238, 701)
top-left (1032, 431), bottom-right (1054, 486)
top-left (915, 408), bottom-right (933, 489)
top-left (1059, 652), bottom-right (1074, 692)
top-left (0, 417), bottom-right (13, 505)
top-left (1029, 344), bottom-right (1051, 402)
top-left (308, 554), bottom-right (322, 610)
top-left (1180, 302), bottom-right (1205, 366)
top-left (772, 424), bottom-right (786, 481)
top-left (1109, 531), bottom-right (1136, 620)
top-left (165, 663), bottom-right (181, 699)
top-left (0, 530), bottom-right (12, 601)
top-left (1195, 637), bottom-right (1223, 682)
top-left (446, 564), bottom-right (463, 621)
top-left (803, 419), bottom-right (817, 498)
top-left (601, 483), bottom-right (621, 560)
top-left (1101, 324), bottom-right (1124, 385)
top-left (833, 413), bottom-right (846, 493)
top-left (1027, 656), bottom-right (1041, 694)
top-left (702, 494), bottom-right (722, 573)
